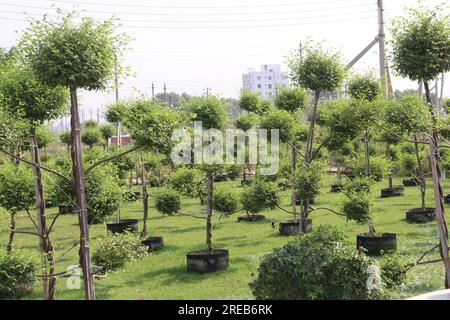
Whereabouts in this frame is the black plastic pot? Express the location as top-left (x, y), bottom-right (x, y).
top-left (142, 236), bottom-right (164, 252)
top-left (279, 219), bottom-right (312, 236)
top-left (133, 192), bottom-right (141, 200)
top-left (58, 205), bottom-right (74, 215)
top-left (45, 201), bottom-right (54, 208)
top-left (403, 177), bottom-right (420, 187)
top-left (187, 249), bottom-right (229, 273)
top-left (406, 208), bottom-right (436, 223)
top-left (380, 187), bottom-right (404, 198)
top-left (106, 219), bottom-right (139, 234)
top-left (330, 183), bottom-right (343, 193)
top-left (356, 233), bottom-right (397, 255)
top-left (237, 214), bottom-right (265, 222)
top-left (445, 194), bottom-right (450, 204)
top-left (213, 174), bottom-right (228, 182)
top-left (0, 280), bottom-right (34, 300)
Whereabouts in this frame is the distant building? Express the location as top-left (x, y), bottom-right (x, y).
top-left (242, 64), bottom-right (289, 98)
top-left (111, 134), bottom-right (132, 146)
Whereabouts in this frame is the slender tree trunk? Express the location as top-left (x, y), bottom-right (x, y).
top-left (14, 143), bottom-right (21, 167)
top-left (140, 150), bottom-right (149, 238)
top-left (364, 131), bottom-right (370, 178)
top-left (206, 175), bottom-right (214, 252)
top-left (30, 131), bottom-right (57, 300)
top-left (299, 91), bottom-right (320, 234)
top-left (413, 134), bottom-right (426, 210)
top-left (7, 211), bottom-right (16, 253)
top-left (424, 81), bottom-right (450, 289)
top-left (388, 175), bottom-right (393, 190)
top-left (291, 145), bottom-right (297, 221)
top-left (117, 121), bottom-right (121, 148)
top-left (69, 87), bottom-right (95, 300)
top-left (337, 161), bottom-right (342, 184)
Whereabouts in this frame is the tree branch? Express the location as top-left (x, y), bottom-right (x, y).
top-left (287, 141), bottom-right (305, 158)
top-left (25, 209), bottom-right (39, 231)
top-left (84, 146), bottom-right (140, 175)
top-left (0, 148), bottom-right (72, 184)
top-left (309, 206), bottom-right (345, 216)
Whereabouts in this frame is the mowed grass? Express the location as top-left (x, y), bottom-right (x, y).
top-left (0, 175), bottom-right (448, 300)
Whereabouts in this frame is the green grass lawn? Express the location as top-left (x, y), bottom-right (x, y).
top-left (0, 175), bottom-right (448, 300)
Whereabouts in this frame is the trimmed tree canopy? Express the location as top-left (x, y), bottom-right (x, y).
top-left (186, 95), bottom-right (227, 130)
top-left (348, 73), bottom-right (381, 102)
top-left (391, 6), bottom-right (450, 81)
top-left (0, 164), bottom-right (35, 213)
top-left (275, 86), bottom-right (309, 113)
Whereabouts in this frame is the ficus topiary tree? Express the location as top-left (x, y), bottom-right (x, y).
top-left (0, 164), bottom-right (35, 253)
top-left (81, 127), bottom-right (102, 149)
top-left (19, 10), bottom-right (129, 299)
top-left (390, 5), bottom-right (450, 287)
top-left (287, 40), bottom-right (346, 233)
top-left (124, 98), bottom-right (180, 238)
top-left (59, 131), bottom-right (71, 152)
top-left (105, 101), bottom-right (128, 148)
top-left (100, 124), bottom-right (115, 151)
top-left (383, 93), bottom-right (431, 209)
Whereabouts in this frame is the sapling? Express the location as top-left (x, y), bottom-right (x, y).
top-left (240, 178), bottom-right (280, 220)
top-left (288, 40), bottom-right (346, 232)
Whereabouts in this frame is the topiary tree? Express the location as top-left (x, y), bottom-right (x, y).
top-left (168, 166), bottom-right (206, 204)
top-left (342, 177), bottom-right (376, 235)
top-left (123, 99), bottom-right (180, 237)
top-left (105, 101), bottom-right (128, 147)
top-left (384, 93), bottom-right (431, 209)
top-left (155, 189), bottom-right (181, 216)
top-left (238, 89), bottom-right (269, 115)
top-left (240, 178), bottom-right (280, 219)
top-left (59, 131), bottom-right (71, 152)
top-left (249, 225), bottom-right (380, 300)
top-left (288, 41), bottom-right (346, 232)
top-left (81, 127), bottom-right (101, 149)
top-left (20, 10), bottom-right (129, 299)
top-left (100, 124), bottom-right (115, 150)
top-left (391, 5), bottom-right (450, 287)
top-left (0, 164), bottom-right (35, 253)
top-left (214, 190), bottom-right (239, 216)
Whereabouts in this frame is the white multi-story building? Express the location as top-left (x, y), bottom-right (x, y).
top-left (242, 64), bottom-right (289, 98)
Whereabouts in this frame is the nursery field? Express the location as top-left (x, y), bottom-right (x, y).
top-left (0, 175), bottom-right (446, 300)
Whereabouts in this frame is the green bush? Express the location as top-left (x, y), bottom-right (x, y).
top-left (0, 251), bottom-right (38, 299)
top-left (249, 225), bottom-right (379, 300)
top-left (0, 164), bottom-right (35, 213)
top-left (92, 232), bottom-right (147, 273)
top-left (275, 86), bottom-right (309, 113)
top-left (352, 156), bottom-right (392, 182)
top-left (155, 189), bottom-right (181, 215)
top-left (235, 113), bottom-right (257, 131)
top-left (241, 179), bottom-right (280, 214)
top-left (381, 252), bottom-right (409, 289)
top-left (225, 164), bottom-right (244, 180)
top-left (168, 167), bottom-right (204, 198)
top-left (342, 193), bottom-right (373, 224)
top-left (214, 190), bottom-right (238, 214)
top-left (343, 177), bottom-right (373, 196)
top-left (292, 162), bottom-right (323, 200)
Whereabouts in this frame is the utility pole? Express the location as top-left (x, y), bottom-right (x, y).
top-left (205, 87), bottom-right (211, 97)
top-left (377, 0), bottom-right (387, 98)
top-left (151, 82), bottom-right (155, 99)
top-left (163, 83), bottom-right (167, 106)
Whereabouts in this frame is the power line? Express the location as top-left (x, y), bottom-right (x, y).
top-left (0, 2), bottom-right (375, 16)
top-left (44, 0), bottom-right (373, 9)
top-left (0, 8), bottom-right (376, 24)
top-left (0, 14), bottom-right (377, 28)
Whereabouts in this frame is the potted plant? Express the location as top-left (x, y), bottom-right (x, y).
top-left (239, 177), bottom-right (279, 222)
top-left (342, 177), bottom-right (397, 255)
top-left (124, 98), bottom-right (181, 250)
top-left (384, 93), bottom-right (434, 222)
top-left (287, 40), bottom-right (346, 233)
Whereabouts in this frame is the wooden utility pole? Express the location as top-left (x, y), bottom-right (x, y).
top-left (163, 83), bottom-right (167, 106)
top-left (377, 0), bottom-right (387, 98)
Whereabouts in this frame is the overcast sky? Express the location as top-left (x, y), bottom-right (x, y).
top-left (0, 0), bottom-right (449, 126)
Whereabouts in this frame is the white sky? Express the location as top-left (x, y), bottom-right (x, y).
top-left (0, 0), bottom-right (449, 125)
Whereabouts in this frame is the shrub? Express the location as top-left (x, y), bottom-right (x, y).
top-left (168, 167), bottom-right (203, 198)
top-left (155, 189), bottom-right (181, 215)
top-left (239, 90), bottom-right (268, 115)
top-left (235, 113), bottom-right (257, 131)
top-left (241, 178), bottom-right (280, 214)
top-left (214, 190), bottom-right (238, 214)
top-left (225, 164), bottom-right (244, 180)
top-left (0, 164), bottom-right (35, 212)
top-left (0, 251), bottom-right (38, 299)
top-left (81, 127), bottom-right (101, 148)
top-left (343, 177), bottom-right (373, 197)
top-left (348, 73), bottom-right (381, 102)
top-left (352, 156), bottom-right (392, 182)
top-left (259, 108), bottom-right (295, 143)
top-left (381, 252), bottom-right (409, 289)
top-left (292, 162), bottom-right (323, 200)
top-left (275, 86), bottom-right (309, 113)
top-left (92, 232), bottom-right (147, 273)
top-left (249, 225), bottom-right (379, 300)
top-left (342, 193), bottom-right (373, 224)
